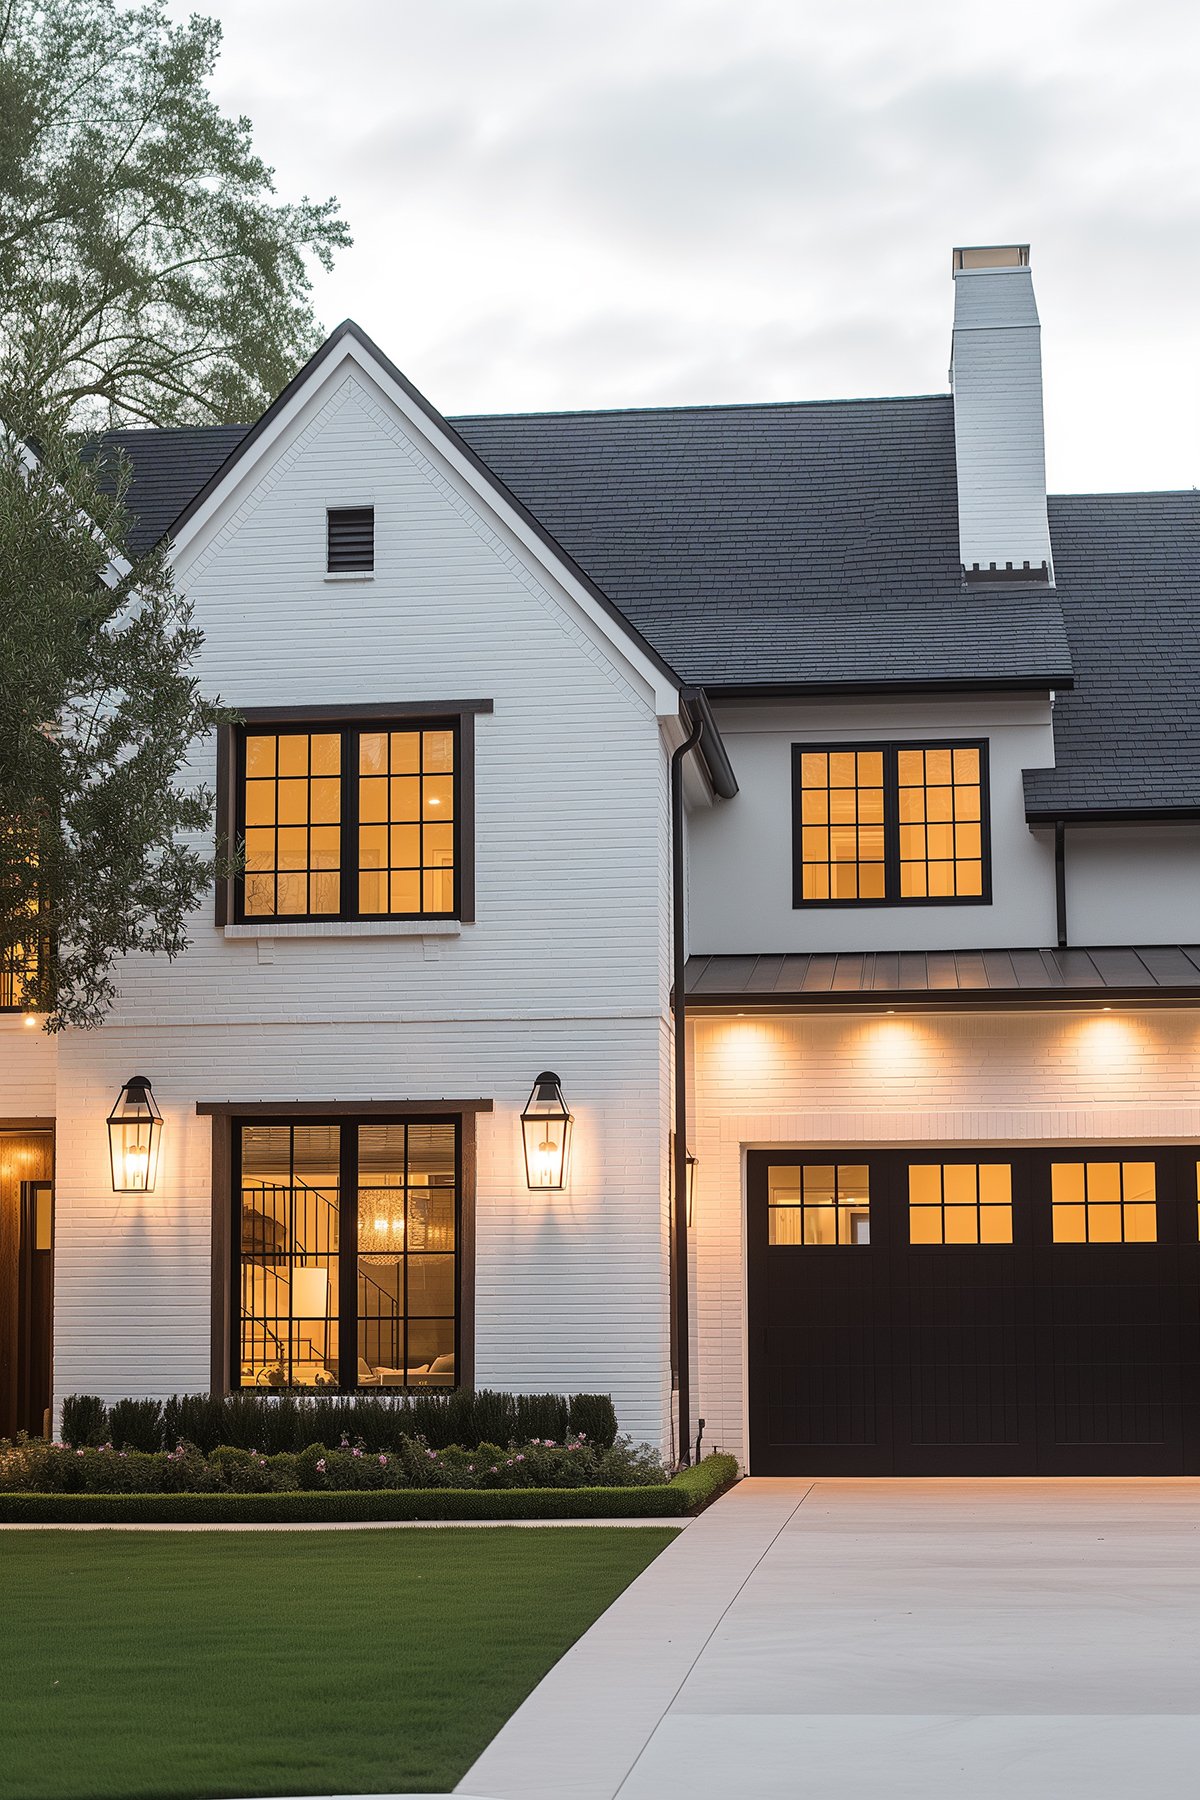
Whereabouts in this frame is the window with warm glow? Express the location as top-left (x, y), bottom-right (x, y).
top-left (796, 750), bottom-right (885, 901)
top-left (768, 1163), bottom-right (871, 1245)
top-left (236, 721), bottom-right (458, 921)
top-left (793, 740), bottom-right (989, 906)
top-left (909, 1162), bottom-right (1012, 1244)
top-left (236, 1116), bottom-right (459, 1390)
top-left (1051, 1161), bottom-right (1156, 1243)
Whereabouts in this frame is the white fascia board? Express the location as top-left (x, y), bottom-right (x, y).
top-left (168, 335), bottom-right (682, 717)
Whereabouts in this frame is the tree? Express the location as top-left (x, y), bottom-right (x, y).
top-left (0, 0), bottom-right (351, 428)
top-left (0, 425), bottom-right (231, 1029)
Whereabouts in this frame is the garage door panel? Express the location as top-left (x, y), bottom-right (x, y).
top-left (748, 1146), bottom-right (1195, 1476)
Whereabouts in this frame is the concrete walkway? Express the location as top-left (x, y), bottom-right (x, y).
top-left (459, 1475), bottom-right (1200, 1800)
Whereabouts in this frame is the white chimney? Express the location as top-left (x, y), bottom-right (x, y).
top-left (950, 244), bottom-right (1054, 584)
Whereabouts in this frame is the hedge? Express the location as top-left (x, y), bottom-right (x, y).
top-left (59, 1389), bottom-right (619, 1454)
top-left (0, 1454), bottom-right (739, 1524)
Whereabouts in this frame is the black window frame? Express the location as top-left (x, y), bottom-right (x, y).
top-left (230, 1110), bottom-right (464, 1394)
top-left (327, 505), bottom-right (375, 573)
top-left (218, 701), bottom-right (491, 926)
top-left (792, 737), bottom-right (992, 909)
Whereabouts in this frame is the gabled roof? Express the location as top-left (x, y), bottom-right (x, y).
top-left (98, 385), bottom-right (1074, 693)
top-left (93, 319), bottom-right (1200, 816)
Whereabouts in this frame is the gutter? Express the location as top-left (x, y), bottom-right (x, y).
top-left (689, 688), bottom-right (739, 799)
top-left (669, 692), bottom-right (706, 1468)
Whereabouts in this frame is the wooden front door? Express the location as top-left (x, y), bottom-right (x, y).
top-left (0, 1132), bottom-right (54, 1438)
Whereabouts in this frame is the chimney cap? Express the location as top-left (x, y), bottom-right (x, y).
top-left (952, 244), bottom-right (1030, 275)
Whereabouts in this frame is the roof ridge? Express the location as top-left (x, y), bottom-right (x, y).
top-left (450, 392), bottom-right (952, 424)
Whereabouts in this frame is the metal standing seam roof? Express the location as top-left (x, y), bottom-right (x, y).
top-left (683, 947), bottom-right (1200, 1008)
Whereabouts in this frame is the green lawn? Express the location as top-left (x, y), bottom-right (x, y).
top-left (1, 1526), bottom-right (677, 1798)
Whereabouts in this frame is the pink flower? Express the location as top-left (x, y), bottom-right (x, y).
top-left (76, 1448), bottom-right (84, 1456)
top-left (378, 1454), bottom-right (388, 1465)
top-left (316, 1457), bottom-right (327, 1472)
top-left (515, 1454), bottom-right (525, 1462)
top-left (352, 1447), bottom-right (362, 1458)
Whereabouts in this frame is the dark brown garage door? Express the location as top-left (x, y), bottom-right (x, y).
top-left (747, 1148), bottom-right (1200, 1475)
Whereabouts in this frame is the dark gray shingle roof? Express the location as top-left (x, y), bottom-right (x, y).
top-left (453, 395), bottom-right (1072, 691)
top-left (96, 393), bottom-right (1200, 816)
top-left (99, 425), bottom-right (250, 555)
top-left (1025, 493), bottom-right (1200, 817)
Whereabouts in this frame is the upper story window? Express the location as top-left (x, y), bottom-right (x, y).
top-left (219, 706), bottom-right (487, 925)
top-left (327, 506), bottom-right (374, 572)
top-left (793, 739), bottom-right (990, 907)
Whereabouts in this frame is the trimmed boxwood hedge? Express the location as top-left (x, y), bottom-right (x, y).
top-left (59, 1389), bottom-right (619, 1454)
top-left (0, 1454), bottom-right (739, 1524)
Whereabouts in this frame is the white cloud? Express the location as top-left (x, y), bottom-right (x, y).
top-left (177, 0), bottom-right (1200, 489)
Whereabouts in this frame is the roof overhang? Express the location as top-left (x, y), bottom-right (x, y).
top-left (682, 947), bottom-right (1200, 1012)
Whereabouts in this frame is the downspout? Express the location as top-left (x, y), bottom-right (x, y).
top-left (670, 695), bottom-right (704, 1468)
top-left (1055, 821), bottom-right (1068, 949)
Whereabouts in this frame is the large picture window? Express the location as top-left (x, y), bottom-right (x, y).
top-left (235, 1116), bottom-right (460, 1390)
top-left (793, 739), bottom-right (990, 907)
top-left (236, 719), bottom-right (459, 922)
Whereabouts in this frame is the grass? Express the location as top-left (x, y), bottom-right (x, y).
top-left (1, 1526), bottom-right (677, 1798)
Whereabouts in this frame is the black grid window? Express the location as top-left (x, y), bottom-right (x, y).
top-left (358, 729), bottom-right (455, 916)
top-left (793, 739), bottom-right (990, 907)
top-left (235, 720), bottom-right (458, 922)
top-left (327, 506), bottom-right (374, 572)
top-left (235, 1117), bottom-right (460, 1391)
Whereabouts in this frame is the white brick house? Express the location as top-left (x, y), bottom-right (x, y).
top-left (5, 243), bottom-right (1200, 1476)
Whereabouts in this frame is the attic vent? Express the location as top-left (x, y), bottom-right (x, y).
top-left (327, 506), bottom-right (374, 572)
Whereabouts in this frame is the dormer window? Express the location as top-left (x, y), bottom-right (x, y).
top-left (793, 739), bottom-right (990, 907)
top-left (327, 506), bottom-right (374, 573)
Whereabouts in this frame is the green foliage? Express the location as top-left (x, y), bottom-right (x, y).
top-left (0, 0), bottom-right (350, 429)
top-left (3, 1430), bottom-right (669, 1495)
top-left (568, 1392), bottom-right (619, 1446)
top-left (59, 1393), bottom-right (107, 1446)
top-left (0, 426), bottom-right (234, 1027)
top-left (0, 1481), bottom-right (707, 1523)
top-left (60, 1388), bottom-right (622, 1451)
top-left (662, 1453), bottom-right (740, 1512)
top-left (105, 1397), bottom-right (163, 1452)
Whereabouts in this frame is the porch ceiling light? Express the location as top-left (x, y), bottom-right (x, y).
top-left (107, 1075), bottom-right (163, 1193)
top-left (521, 1070), bottom-right (573, 1191)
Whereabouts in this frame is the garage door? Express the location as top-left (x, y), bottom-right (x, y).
top-left (747, 1148), bottom-right (1200, 1475)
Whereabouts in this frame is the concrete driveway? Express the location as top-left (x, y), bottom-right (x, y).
top-left (460, 1476), bottom-right (1200, 1799)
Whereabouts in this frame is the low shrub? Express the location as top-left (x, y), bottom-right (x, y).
top-left (58, 1389), bottom-right (621, 1453)
top-left (0, 1431), bottom-right (667, 1496)
top-left (0, 1452), bottom-right (739, 1523)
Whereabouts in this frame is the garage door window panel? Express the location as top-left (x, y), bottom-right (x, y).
top-left (768, 1163), bottom-right (870, 1246)
top-left (1051, 1161), bottom-right (1157, 1243)
top-left (909, 1162), bottom-right (1013, 1245)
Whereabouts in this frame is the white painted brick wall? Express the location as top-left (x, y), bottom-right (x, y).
top-left (690, 1006), bottom-right (1200, 1465)
top-left (14, 364), bottom-right (675, 1452)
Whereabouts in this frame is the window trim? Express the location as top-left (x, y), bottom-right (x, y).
top-left (207, 1101), bottom-right (484, 1396)
top-left (215, 701), bottom-right (490, 928)
top-left (791, 737), bottom-right (992, 909)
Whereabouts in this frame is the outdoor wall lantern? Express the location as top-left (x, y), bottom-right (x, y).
top-left (521, 1071), bottom-right (574, 1190)
top-left (107, 1075), bottom-right (163, 1193)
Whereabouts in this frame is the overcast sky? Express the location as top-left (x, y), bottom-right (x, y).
top-left (184, 0), bottom-right (1200, 493)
